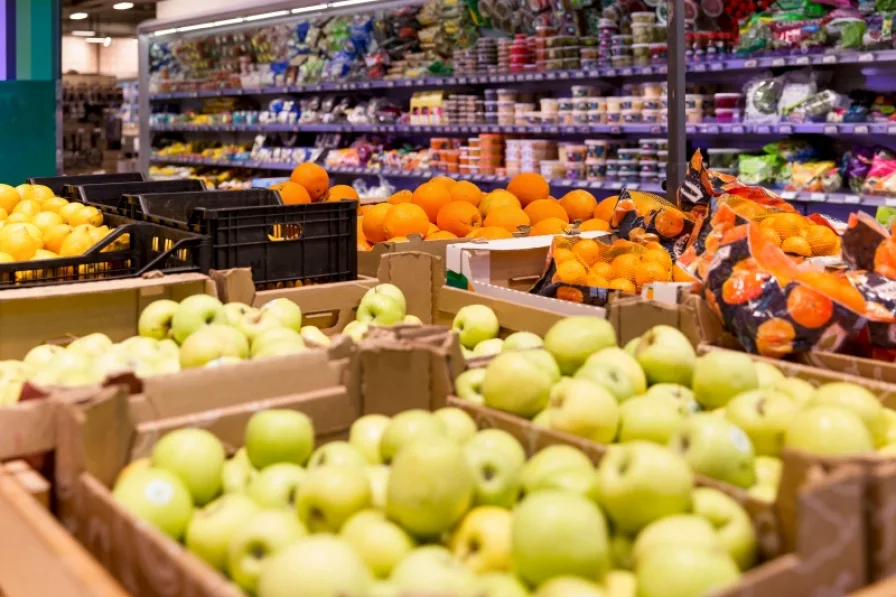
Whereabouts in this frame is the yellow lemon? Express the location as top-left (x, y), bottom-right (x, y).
top-left (59, 228), bottom-right (94, 257)
top-left (6, 213), bottom-right (30, 224)
top-left (58, 202), bottom-right (85, 224)
top-left (31, 211), bottom-right (63, 234)
top-left (0, 208), bottom-right (7, 221)
top-left (15, 184), bottom-right (54, 203)
top-left (42, 224), bottom-right (72, 254)
top-left (69, 205), bottom-right (103, 227)
top-left (0, 223), bottom-right (42, 261)
top-left (13, 199), bottom-right (41, 217)
top-left (0, 184), bottom-right (19, 213)
top-left (34, 249), bottom-right (58, 260)
top-left (0, 252), bottom-right (13, 263)
top-left (41, 197), bottom-right (69, 213)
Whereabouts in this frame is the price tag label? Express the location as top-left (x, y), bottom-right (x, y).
top-left (650, 126), bottom-right (663, 134)
top-left (692, 64), bottom-right (706, 72)
top-left (732, 125), bottom-right (745, 134)
top-left (844, 195), bottom-right (862, 204)
top-left (888, 126), bottom-right (896, 135)
top-left (809, 192), bottom-right (826, 202)
top-left (576, 181), bottom-right (589, 188)
top-left (756, 126), bottom-right (771, 134)
top-left (855, 125), bottom-right (870, 135)
top-left (859, 53), bottom-right (875, 62)
top-left (559, 72), bottom-right (570, 79)
top-left (710, 62), bottom-right (723, 71)
top-left (628, 183), bottom-right (641, 190)
top-left (385, 81), bottom-right (396, 88)
top-left (621, 68), bottom-right (634, 76)
top-left (824, 125), bottom-right (838, 135)
top-left (609, 182), bottom-right (623, 190)
top-left (744, 59), bottom-right (758, 68)
top-left (707, 126), bottom-right (720, 134)
top-left (686, 126), bottom-right (696, 134)
top-left (795, 56), bottom-right (810, 66)
top-left (610, 126), bottom-right (622, 134)
top-left (547, 126), bottom-right (560, 134)
top-left (780, 191), bottom-right (797, 200)
top-left (546, 72), bottom-right (558, 80)
top-left (886, 197), bottom-right (896, 207)
top-left (778, 125), bottom-right (793, 134)
top-left (525, 74), bottom-right (536, 81)
top-left (771, 58), bottom-right (786, 67)
top-left (643, 67), bottom-right (653, 74)
top-left (822, 54), bottom-right (838, 64)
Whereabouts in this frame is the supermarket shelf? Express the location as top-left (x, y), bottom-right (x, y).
top-left (686, 122), bottom-right (896, 136)
top-left (150, 122), bottom-right (669, 136)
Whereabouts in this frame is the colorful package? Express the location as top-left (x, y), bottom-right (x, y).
top-left (862, 150), bottom-right (896, 195)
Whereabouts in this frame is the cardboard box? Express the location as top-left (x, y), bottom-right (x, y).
top-left (358, 236), bottom-right (465, 277)
top-left (850, 577), bottom-right (896, 596)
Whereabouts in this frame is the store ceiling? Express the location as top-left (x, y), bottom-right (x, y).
top-left (62, 0), bottom-right (158, 36)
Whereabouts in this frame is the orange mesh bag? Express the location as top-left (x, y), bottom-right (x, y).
top-left (615, 189), bottom-right (703, 258)
top-left (675, 150), bottom-right (736, 215)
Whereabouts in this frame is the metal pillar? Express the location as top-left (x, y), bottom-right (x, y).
top-left (666, 0), bottom-right (686, 195)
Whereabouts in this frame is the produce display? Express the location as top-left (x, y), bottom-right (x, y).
top-left (113, 404), bottom-right (759, 597)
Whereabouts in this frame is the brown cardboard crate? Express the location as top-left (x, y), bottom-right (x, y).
top-left (850, 576), bottom-right (896, 596)
top-left (358, 237), bottom-right (465, 277)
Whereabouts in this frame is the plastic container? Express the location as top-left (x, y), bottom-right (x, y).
top-left (631, 11), bottom-right (656, 23)
top-left (540, 98), bottom-right (560, 113)
top-left (714, 93), bottom-right (743, 109)
top-left (585, 140), bottom-right (610, 159)
top-left (497, 89), bottom-right (517, 102)
top-left (571, 85), bottom-right (597, 98)
top-left (631, 23), bottom-right (653, 44)
top-left (566, 162), bottom-right (586, 181)
top-left (621, 96), bottom-right (644, 111)
top-left (75, 179), bottom-right (207, 215)
top-left (622, 110), bottom-right (642, 124)
top-left (573, 97), bottom-right (591, 111)
top-left (573, 110), bottom-right (589, 125)
top-left (686, 109), bottom-right (702, 123)
top-left (540, 160), bottom-right (565, 179)
top-left (129, 189), bottom-right (357, 287)
top-left (567, 145), bottom-right (588, 162)
top-left (642, 109), bottom-right (660, 123)
top-left (588, 110), bottom-right (606, 124)
top-left (28, 173), bottom-right (145, 199)
top-left (707, 148), bottom-right (744, 169)
top-left (714, 108), bottom-right (742, 123)
top-left (685, 94), bottom-right (706, 110)
top-left (606, 97), bottom-right (622, 112)
top-left (618, 148), bottom-right (641, 161)
top-left (586, 159), bottom-right (608, 180)
top-left (632, 44), bottom-right (651, 65)
top-left (607, 111), bottom-right (622, 123)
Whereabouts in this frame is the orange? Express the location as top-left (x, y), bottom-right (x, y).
top-left (781, 236), bottom-right (811, 257)
top-left (358, 204), bottom-right (375, 216)
top-left (654, 209), bottom-right (685, 237)
top-left (290, 163), bottom-right (330, 200)
top-left (528, 218), bottom-right (569, 236)
top-left (756, 226), bottom-right (781, 247)
top-left (388, 190), bottom-right (413, 204)
top-left (358, 238), bottom-right (372, 251)
top-left (436, 201), bottom-right (482, 237)
top-left (484, 207), bottom-right (530, 234)
top-left (449, 181), bottom-right (483, 206)
top-left (553, 260), bottom-right (588, 285)
top-left (578, 218), bottom-right (610, 232)
top-left (411, 182), bottom-right (453, 224)
top-left (642, 248), bottom-right (673, 270)
top-left (559, 190), bottom-right (598, 222)
top-left (426, 230), bottom-right (458, 240)
top-left (326, 184), bottom-right (359, 202)
top-left (556, 287), bottom-right (585, 303)
top-left (0, 184), bottom-right (19, 213)
top-left (721, 270), bottom-right (766, 305)
top-left (467, 226), bottom-right (513, 240)
top-left (507, 173), bottom-right (550, 206)
top-left (760, 213), bottom-right (807, 240)
top-left (756, 318), bottom-right (796, 358)
top-left (608, 278), bottom-right (637, 292)
top-left (357, 217), bottom-right (367, 241)
top-left (585, 272), bottom-right (609, 287)
top-left (361, 203), bottom-right (393, 244)
top-left (430, 176), bottom-right (458, 190)
top-left (427, 223), bottom-right (439, 236)
top-left (635, 261), bottom-right (670, 287)
top-left (524, 199), bottom-right (569, 225)
top-left (796, 271), bottom-right (866, 314)
top-left (594, 196), bottom-right (619, 223)
top-left (553, 247), bottom-right (576, 264)
top-left (571, 239), bottom-right (601, 266)
top-left (479, 190), bottom-right (521, 217)
top-left (383, 203), bottom-right (430, 239)
top-left (787, 285), bottom-right (833, 329)
top-left (805, 225), bottom-right (839, 256)
top-left (279, 181), bottom-right (312, 205)
top-left (610, 254), bottom-right (641, 284)
top-left (592, 261), bottom-right (614, 279)
top-left (876, 238), bottom-right (896, 279)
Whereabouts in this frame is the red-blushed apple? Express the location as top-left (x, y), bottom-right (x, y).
top-left (435, 407), bottom-right (477, 443)
top-left (645, 383), bottom-right (699, 414)
top-left (450, 506), bottom-right (513, 574)
top-left (366, 465), bottom-right (390, 509)
top-left (151, 427), bottom-right (226, 506)
top-left (632, 514), bottom-right (721, 565)
top-left (534, 576), bottom-right (607, 597)
top-left (340, 509), bottom-right (415, 579)
top-left (300, 325), bottom-right (331, 347)
top-left (574, 361), bottom-right (637, 402)
top-left (247, 462), bottom-right (305, 509)
top-left (547, 378), bottom-right (620, 443)
top-left (634, 325), bottom-right (696, 387)
top-left (482, 352), bottom-right (553, 418)
top-left (259, 298), bottom-right (303, 332)
top-left (725, 389), bottom-right (798, 457)
top-left (502, 331), bottom-right (544, 352)
top-left (772, 376), bottom-right (815, 407)
top-left (112, 467), bottom-right (194, 541)
top-left (256, 534), bottom-right (373, 597)
top-left (179, 324), bottom-right (248, 368)
top-left (245, 409), bottom-right (315, 469)
top-left (811, 382), bottom-right (888, 446)
top-left (465, 429), bottom-right (526, 508)
top-left (605, 570), bottom-right (636, 597)
top-left (473, 338), bottom-right (505, 357)
top-left (543, 316), bottom-right (617, 375)
top-left (692, 351), bottom-right (758, 410)
top-left (349, 414), bottom-right (391, 464)
top-left (521, 445), bottom-right (594, 495)
top-left (386, 437), bottom-right (474, 538)
top-left (307, 441), bottom-right (367, 470)
top-left (250, 328), bottom-right (305, 357)
top-left (455, 368), bottom-right (486, 404)
top-left (597, 442), bottom-right (693, 534)
top-left (754, 362), bottom-right (784, 388)
top-left (452, 305), bottom-right (500, 349)
top-left (228, 509), bottom-right (306, 593)
top-left (635, 543), bottom-right (740, 597)
top-left (357, 292), bottom-right (405, 326)
top-left (692, 487), bottom-right (758, 570)
top-left (138, 299), bottom-right (179, 340)
top-left (296, 464), bottom-right (372, 533)
top-left (784, 405), bottom-right (874, 455)
top-left (479, 572), bottom-right (529, 597)
top-left (364, 284), bottom-right (407, 315)
top-left (511, 490), bottom-right (610, 586)
top-left (390, 546), bottom-right (481, 597)
top-left (617, 395), bottom-right (684, 445)
top-left (583, 347), bottom-right (646, 394)
top-left (170, 294), bottom-right (227, 344)
top-left (379, 409), bottom-right (447, 464)
top-left (669, 414), bottom-right (756, 489)
top-left (185, 494), bottom-right (259, 572)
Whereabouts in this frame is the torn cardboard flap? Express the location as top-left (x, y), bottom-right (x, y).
top-left (359, 236), bottom-right (464, 277)
top-left (376, 252), bottom-right (443, 323)
top-left (0, 399), bottom-right (57, 461)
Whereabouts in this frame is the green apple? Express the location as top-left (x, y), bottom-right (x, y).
top-left (754, 455), bottom-right (782, 489)
top-left (221, 455), bottom-right (257, 494)
top-left (151, 428), bottom-right (226, 506)
top-left (349, 414), bottom-right (391, 464)
top-left (669, 414), bottom-right (756, 489)
top-left (502, 331), bottom-right (543, 352)
top-left (462, 346), bottom-right (475, 359)
top-left (609, 533), bottom-right (634, 571)
top-left (748, 484), bottom-right (777, 503)
top-left (245, 409), bottom-right (314, 469)
top-left (67, 332), bottom-right (113, 357)
top-left (390, 546), bottom-right (480, 597)
top-left (138, 299), bottom-right (179, 340)
top-left (692, 487), bottom-right (758, 570)
top-left (623, 337), bottom-right (639, 356)
top-left (357, 293), bottom-right (405, 326)
top-left (451, 506), bottom-right (513, 573)
top-left (300, 325), bottom-right (332, 347)
top-left (341, 510), bottom-right (415, 578)
top-left (252, 340), bottom-right (306, 359)
top-left (482, 352), bottom-right (553, 418)
top-left (185, 494), bottom-right (259, 571)
top-left (223, 302), bottom-right (254, 325)
top-left (772, 376), bottom-right (815, 407)
top-left (364, 284), bottom-right (407, 316)
top-left (23, 344), bottom-right (64, 369)
top-left (367, 465), bottom-right (390, 510)
top-left (635, 544), bottom-right (740, 597)
top-left (247, 463), bottom-right (305, 509)
top-left (884, 409), bottom-right (896, 445)
top-left (645, 383), bottom-right (700, 414)
top-left (692, 351), bottom-right (758, 410)
top-left (179, 324), bottom-right (248, 368)
top-left (452, 305), bottom-right (500, 349)
top-left (521, 349), bottom-right (562, 383)
top-left (170, 294), bottom-right (227, 344)
top-left (532, 410), bottom-right (551, 428)
top-left (234, 308), bottom-right (285, 343)
top-left (342, 320), bottom-right (370, 342)
top-left (574, 361), bottom-right (637, 403)
top-left (379, 409), bottom-right (447, 464)
top-left (632, 514), bottom-right (721, 565)
top-left (754, 362), bottom-right (785, 388)
top-left (634, 325), bottom-right (696, 386)
top-left (386, 437), bottom-right (474, 538)
top-left (784, 405), bottom-right (874, 455)
top-left (583, 347), bottom-right (647, 395)
top-left (455, 368), bottom-right (486, 404)
top-left (403, 314), bottom-right (423, 325)
top-left (479, 572), bottom-right (530, 597)
top-left (260, 298), bottom-right (303, 332)
top-left (257, 535), bottom-right (373, 597)
top-left (724, 389), bottom-right (799, 457)
top-left (547, 378), bottom-right (620, 443)
top-left (535, 576), bottom-right (607, 597)
top-left (465, 429), bottom-right (526, 507)
top-left (435, 407), bottom-right (477, 444)
top-left (524, 466), bottom-right (600, 503)
top-left (811, 382), bottom-right (888, 446)
top-left (112, 467), bottom-right (194, 540)
top-left (617, 395), bottom-right (684, 444)
top-left (543, 316), bottom-right (617, 375)
top-left (511, 490), bottom-right (610, 586)
top-left (473, 338), bottom-right (505, 357)
top-left (307, 441), bottom-right (367, 470)
top-left (521, 445), bottom-right (593, 495)
top-left (596, 442), bottom-right (693, 534)
top-left (250, 328), bottom-right (305, 357)
top-left (296, 464), bottom-right (372, 532)
top-left (227, 510), bottom-right (306, 593)
top-left (605, 570), bottom-right (636, 597)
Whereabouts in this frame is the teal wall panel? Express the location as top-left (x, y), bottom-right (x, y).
top-left (0, 81), bottom-right (57, 181)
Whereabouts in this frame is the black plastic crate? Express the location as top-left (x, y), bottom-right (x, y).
top-left (0, 214), bottom-right (211, 289)
top-left (74, 179), bottom-right (206, 215)
top-left (26, 173), bottom-right (144, 199)
top-left (127, 189), bottom-right (357, 287)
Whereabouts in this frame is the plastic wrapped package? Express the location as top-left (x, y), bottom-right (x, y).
top-left (738, 154), bottom-right (779, 185)
top-left (786, 161), bottom-right (842, 192)
top-left (845, 145), bottom-right (876, 193)
top-left (863, 150), bottom-right (896, 195)
top-left (744, 74), bottom-right (783, 123)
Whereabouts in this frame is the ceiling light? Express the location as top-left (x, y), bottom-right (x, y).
top-left (245, 10), bottom-right (289, 21)
top-left (213, 18), bottom-right (245, 26)
top-left (329, 0), bottom-right (378, 8)
top-left (113, 2), bottom-right (133, 8)
top-left (71, 30), bottom-right (95, 36)
top-left (154, 28), bottom-right (177, 36)
top-left (177, 22), bottom-right (215, 32)
top-left (85, 36), bottom-right (112, 45)
top-left (70, 12), bottom-right (88, 19)
top-left (292, 4), bottom-right (327, 13)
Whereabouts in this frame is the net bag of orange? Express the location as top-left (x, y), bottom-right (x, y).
top-left (702, 222), bottom-right (868, 359)
top-left (614, 189), bottom-right (702, 258)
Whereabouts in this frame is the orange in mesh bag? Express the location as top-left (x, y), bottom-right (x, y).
top-left (615, 189), bottom-right (703, 258)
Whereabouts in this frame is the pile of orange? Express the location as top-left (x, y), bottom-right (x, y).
top-left (550, 238), bottom-right (676, 294)
top-left (274, 163), bottom-right (360, 205)
top-left (754, 213), bottom-right (839, 258)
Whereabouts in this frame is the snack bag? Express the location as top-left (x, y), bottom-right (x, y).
top-left (675, 150), bottom-right (735, 214)
top-left (703, 222), bottom-right (868, 358)
top-left (841, 211), bottom-right (888, 271)
top-left (615, 189), bottom-right (702, 258)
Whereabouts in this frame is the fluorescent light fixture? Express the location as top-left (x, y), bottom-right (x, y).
top-left (245, 10), bottom-right (289, 21)
top-left (214, 17), bottom-right (245, 26)
top-left (154, 28), bottom-right (177, 36)
top-left (329, 0), bottom-right (378, 8)
top-left (71, 30), bottom-right (95, 36)
top-left (292, 4), bottom-right (327, 13)
top-left (177, 22), bottom-right (216, 32)
top-left (85, 37), bottom-right (112, 45)
top-left (69, 12), bottom-right (88, 19)
top-left (112, 2), bottom-right (133, 9)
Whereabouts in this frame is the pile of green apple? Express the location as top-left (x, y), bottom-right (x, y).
top-left (456, 317), bottom-right (896, 504)
top-left (341, 283), bottom-right (422, 342)
top-left (112, 406), bottom-right (756, 597)
top-left (450, 304), bottom-right (544, 359)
